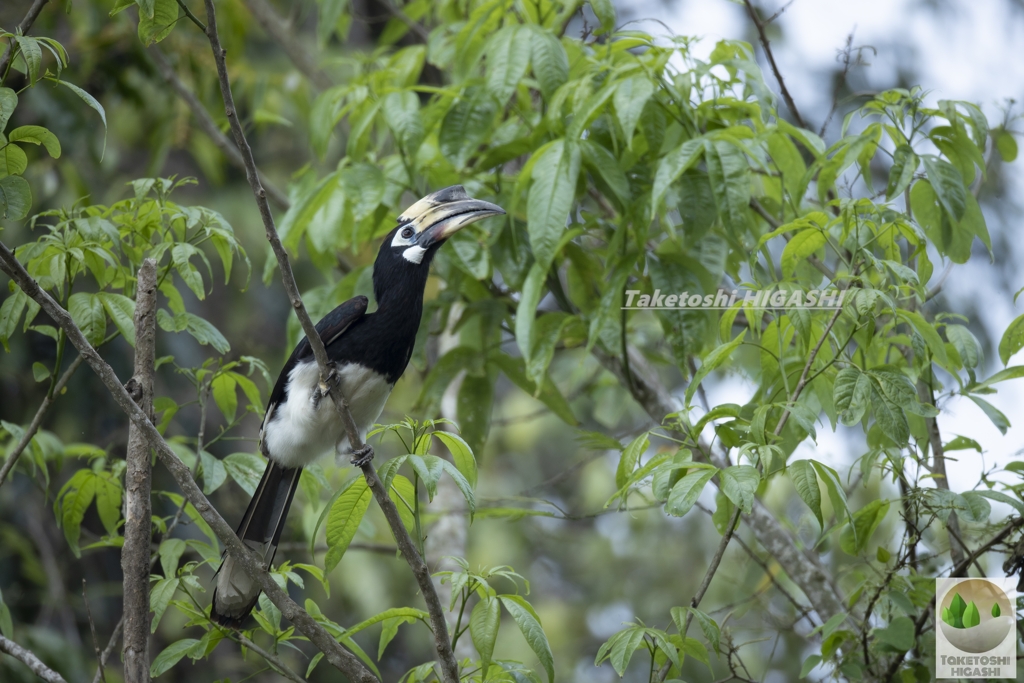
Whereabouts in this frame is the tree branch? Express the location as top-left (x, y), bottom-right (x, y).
top-left (0, 354), bottom-right (83, 488)
top-left (918, 381), bottom-right (966, 571)
top-left (91, 617), bottom-right (123, 683)
top-left (0, 242), bottom-right (379, 683)
top-left (238, 0), bottom-right (333, 91)
top-left (148, 47), bottom-right (290, 209)
top-left (198, 2), bottom-right (459, 679)
top-left (741, 0), bottom-right (809, 130)
top-left (0, 634), bottom-right (67, 683)
top-left (237, 634), bottom-right (309, 683)
top-left (122, 259), bottom-right (157, 683)
top-left (0, 0), bottom-right (50, 79)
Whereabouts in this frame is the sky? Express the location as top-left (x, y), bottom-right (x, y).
top-left (622, 0), bottom-right (1024, 498)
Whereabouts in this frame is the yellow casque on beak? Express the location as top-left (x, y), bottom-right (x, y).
top-left (399, 185), bottom-right (505, 247)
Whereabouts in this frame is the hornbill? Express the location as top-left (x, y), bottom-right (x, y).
top-left (211, 186), bottom-right (504, 626)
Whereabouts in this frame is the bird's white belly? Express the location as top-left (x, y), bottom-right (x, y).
top-left (263, 361), bottom-right (392, 468)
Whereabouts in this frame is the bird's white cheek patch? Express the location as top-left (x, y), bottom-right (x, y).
top-left (403, 245), bottom-right (426, 264)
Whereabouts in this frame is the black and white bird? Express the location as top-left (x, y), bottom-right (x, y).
top-left (211, 186), bottom-right (504, 626)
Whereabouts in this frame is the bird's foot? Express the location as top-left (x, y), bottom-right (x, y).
top-left (350, 444), bottom-right (374, 467)
top-left (311, 363), bottom-right (340, 410)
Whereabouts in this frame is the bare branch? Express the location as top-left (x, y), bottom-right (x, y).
top-left (741, 0), bottom-right (809, 130)
top-left (0, 354), bottom-right (84, 488)
top-left (0, 634), bottom-right (68, 683)
top-left (0, 0), bottom-right (50, 79)
top-left (0, 242), bottom-right (379, 683)
top-left (238, 0), bottom-right (333, 91)
top-left (82, 581), bottom-right (107, 683)
top-left (199, 1), bottom-right (460, 678)
top-left (122, 259), bottom-right (157, 683)
top-left (148, 47), bottom-right (290, 209)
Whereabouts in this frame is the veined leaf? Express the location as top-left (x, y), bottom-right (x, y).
top-left (527, 139), bottom-right (580, 269)
top-left (324, 476), bottom-right (372, 572)
top-left (499, 594), bottom-right (555, 683)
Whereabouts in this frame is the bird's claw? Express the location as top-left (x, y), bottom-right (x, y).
top-left (311, 364), bottom-right (340, 411)
top-left (350, 444), bottom-right (374, 467)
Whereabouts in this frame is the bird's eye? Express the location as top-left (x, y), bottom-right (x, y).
top-left (401, 227), bottom-right (415, 239)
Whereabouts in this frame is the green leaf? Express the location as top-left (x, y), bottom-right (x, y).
top-left (527, 139), bottom-right (580, 268)
top-left (224, 453), bottom-right (265, 496)
top-left (589, 0), bottom-right (616, 34)
top-left (900, 309), bottom-right (948, 366)
top-left (138, 0), bottom-right (178, 45)
top-left (605, 627), bottom-right (645, 676)
top-left (58, 470), bottom-right (97, 556)
top-left (921, 154), bottom-right (967, 221)
top-left (704, 138), bottom-right (750, 232)
top-left (183, 313), bottom-right (230, 354)
top-left (614, 75), bottom-right (655, 147)
top-left (136, 0), bottom-right (155, 19)
top-left (0, 175), bottom-right (32, 220)
top-left (499, 595), bottom-right (555, 683)
top-left (945, 324), bottom-right (981, 368)
top-left (719, 465), bottom-right (760, 514)
top-left (833, 366), bottom-right (872, 425)
top-left (15, 37), bottom-right (41, 85)
top-left (651, 138), bottom-right (704, 216)
top-left (149, 577), bottom-right (179, 633)
top-left (616, 433), bottom-right (649, 489)
top-left (8, 125), bottom-right (61, 158)
top-left (0, 142), bottom-right (28, 177)
top-left (211, 373), bottom-right (238, 423)
top-left (456, 374), bottom-right (493, 458)
top-left (839, 499), bottom-right (890, 555)
top-left (439, 87), bottom-right (497, 169)
top-left (995, 129), bottom-right (1018, 162)
top-left (788, 460), bottom-right (823, 529)
top-left (433, 430), bottom-right (477, 488)
top-left (529, 28), bottom-right (569, 98)
top-left (324, 476), bottom-right (372, 572)
top-left (685, 331), bottom-right (746, 406)
top-left (665, 468), bottom-right (717, 517)
top-left (150, 638), bottom-right (198, 678)
top-left (32, 361), bottom-right (49, 382)
top-left (0, 288), bottom-right (27, 352)
top-left (97, 292), bottom-right (136, 347)
top-left (199, 449), bottom-right (226, 494)
top-left (581, 139), bottom-right (630, 207)
top-left (810, 460), bottom-right (851, 525)
top-left (488, 351), bottom-right (577, 425)
top-left (673, 606), bottom-right (720, 656)
top-left (471, 596), bottom-right (500, 673)
top-left (383, 91), bottom-right (424, 154)
top-left (159, 538), bottom-right (186, 578)
top-left (515, 263), bottom-right (547, 363)
top-left (999, 312), bottom-right (1024, 365)
top-left (52, 80), bottom-right (107, 158)
top-left (800, 654), bottom-right (822, 678)
top-left (0, 88), bottom-right (17, 132)
top-left (526, 312), bottom-right (574, 387)
top-left (992, 602), bottom-right (1001, 618)
top-left (388, 474), bottom-right (417, 533)
top-left (68, 292), bottom-right (105, 346)
top-left (886, 145), bottom-right (918, 200)
top-left (486, 25), bottom-right (531, 103)
top-left (873, 616), bottom-right (915, 651)
top-left (781, 229), bottom-right (826, 278)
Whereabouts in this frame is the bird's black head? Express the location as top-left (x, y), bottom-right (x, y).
top-left (372, 186), bottom-right (504, 308)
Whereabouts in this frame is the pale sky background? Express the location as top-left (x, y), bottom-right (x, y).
top-left (618, 0), bottom-right (1024, 499)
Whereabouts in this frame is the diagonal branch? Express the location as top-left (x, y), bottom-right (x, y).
top-left (198, 2), bottom-right (460, 680)
top-left (0, 0), bottom-right (50, 80)
top-left (0, 243), bottom-right (379, 683)
top-left (0, 354), bottom-right (83, 488)
top-left (122, 259), bottom-right (157, 683)
top-left (238, 0), bottom-right (333, 91)
top-left (741, 0), bottom-right (809, 130)
top-left (0, 634), bottom-right (67, 683)
top-left (237, 634), bottom-right (309, 683)
top-left (148, 47), bottom-right (289, 209)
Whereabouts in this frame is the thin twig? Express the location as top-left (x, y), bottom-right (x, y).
top-left (0, 0), bottom-right (50, 80)
top-left (174, 0), bottom-right (207, 31)
top-left (237, 634), bottom-right (309, 683)
top-left (741, 0), bottom-right (809, 130)
top-left (201, 1), bottom-right (460, 679)
top-left (0, 634), bottom-right (68, 683)
top-left (0, 242), bottom-right (380, 683)
top-left (91, 617), bottom-right (124, 683)
top-left (0, 354), bottom-right (84, 488)
top-left (378, 0), bottom-right (431, 42)
top-left (122, 259), bottom-right (157, 683)
top-left (749, 198), bottom-right (835, 280)
top-left (82, 580), bottom-right (107, 683)
top-left (148, 47), bottom-right (290, 209)
top-left (950, 517), bottom-right (1024, 577)
top-left (658, 508), bottom-right (742, 682)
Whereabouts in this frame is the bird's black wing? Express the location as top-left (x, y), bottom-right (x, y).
top-left (264, 295), bottom-right (369, 415)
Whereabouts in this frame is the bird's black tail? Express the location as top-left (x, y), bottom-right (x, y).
top-left (211, 460), bottom-right (301, 627)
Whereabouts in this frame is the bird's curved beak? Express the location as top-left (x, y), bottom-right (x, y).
top-left (399, 185), bottom-right (505, 248)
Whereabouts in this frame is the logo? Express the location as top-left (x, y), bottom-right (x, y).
top-left (622, 286), bottom-right (847, 310)
top-left (936, 578), bottom-right (1017, 679)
